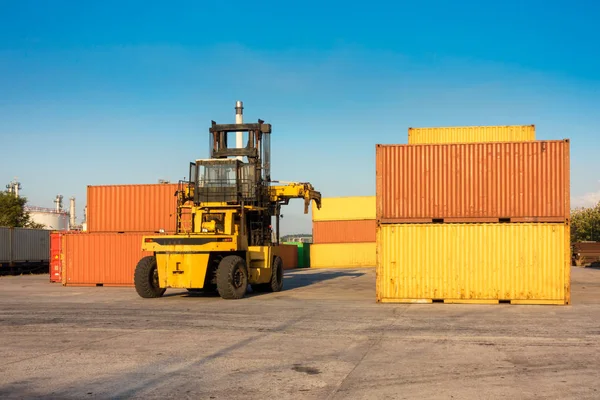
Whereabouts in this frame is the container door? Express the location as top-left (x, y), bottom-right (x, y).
top-left (50, 232), bottom-right (62, 283)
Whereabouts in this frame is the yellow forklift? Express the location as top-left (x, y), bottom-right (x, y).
top-left (134, 116), bottom-right (321, 299)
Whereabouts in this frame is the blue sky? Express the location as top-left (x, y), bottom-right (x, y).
top-left (1, 0), bottom-right (599, 234)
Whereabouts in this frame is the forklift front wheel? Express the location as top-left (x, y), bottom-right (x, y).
top-left (134, 256), bottom-right (166, 298)
top-left (216, 255), bottom-right (248, 300)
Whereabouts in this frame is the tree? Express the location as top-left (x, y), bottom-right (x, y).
top-left (571, 201), bottom-right (600, 243)
top-left (0, 192), bottom-right (46, 229)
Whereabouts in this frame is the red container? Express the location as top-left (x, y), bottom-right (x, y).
top-left (376, 140), bottom-right (570, 223)
top-left (62, 232), bottom-right (152, 286)
top-left (49, 232), bottom-right (62, 283)
top-left (86, 184), bottom-right (180, 233)
top-left (313, 220), bottom-right (376, 244)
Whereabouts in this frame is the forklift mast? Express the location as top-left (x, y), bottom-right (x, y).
top-left (175, 117), bottom-right (320, 246)
top-left (209, 119), bottom-right (271, 182)
top-left (173, 120), bottom-right (274, 246)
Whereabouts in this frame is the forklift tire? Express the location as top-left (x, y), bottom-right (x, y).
top-left (269, 256), bottom-right (284, 292)
top-left (216, 255), bottom-right (248, 300)
top-left (252, 256), bottom-right (284, 293)
top-left (134, 256), bottom-right (166, 298)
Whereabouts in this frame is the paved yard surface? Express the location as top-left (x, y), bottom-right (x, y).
top-left (1, 267), bottom-right (599, 399)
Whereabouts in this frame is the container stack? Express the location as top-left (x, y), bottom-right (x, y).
top-left (376, 125), bottom-right (571, 305)
top-left (57, 183), bottom-right (180, 286)
top-left (310, 196), bottom-right (377, 268)
top-left (55, 183), bottom-right (299, 286)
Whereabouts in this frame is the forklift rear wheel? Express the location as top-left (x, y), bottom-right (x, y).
top-left (216, 255), bottom-right (248, 299)
top-left (270, 256), bottom-right (284, 292)
top-left (134, 256), bottom-right (166, 298)
top-left (251, 255), bottom-right (284, 293)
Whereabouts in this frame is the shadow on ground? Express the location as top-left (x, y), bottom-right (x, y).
top-left (159, 269), bottom-right (368, 298)
top-left (281, 269), bottom-right (367, 290)
top-left (574, 261), bottom-right (600, 270)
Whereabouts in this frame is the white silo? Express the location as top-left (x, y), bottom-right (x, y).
top-left (27, 207), bottom-right (69, 230)
top-left (26, 194), bottom-right (69, 230)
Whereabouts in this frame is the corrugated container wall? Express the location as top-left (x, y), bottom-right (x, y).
top-left (11, 228), bottom-right (50, 262)
top-left (313, 220), bottom-right (376, 243)
top-left (86, 184), bottom-right (180, 233)
top-left (310, 243), bottom-right (376, 268)
top-left (376, 223), bottom-right (570, 305)
top-left (62, 232), bottom-right (152, 286)
top-left (376, 140), bottom-right (570, 223)
top-left (312, 196), bottom-right (376, 221)
top-left (0, 227), bottom-right (10, 263)
top-left (408, 125), bottom-right (535, 144)
top-left (275, 244), bottom-right (298, 270)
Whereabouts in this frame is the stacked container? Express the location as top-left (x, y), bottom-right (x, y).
top-left (86, 183), bottom-right (182, 233)
top-left (310, 196), bottom-right (377, 268)
top-left (376, 125), bottom-right (572, 305)
top-left (58, 183), bottom-right (299, 286)
top-left (58, 183), bottom-right (180, 286)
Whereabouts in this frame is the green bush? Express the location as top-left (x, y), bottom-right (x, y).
top-left (0, 192), bottom-right (45, 229)
top-left (571, 201), bottom-right (600, 243)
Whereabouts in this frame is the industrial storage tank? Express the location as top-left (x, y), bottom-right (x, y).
top-left (26, 207), bottom-right (69, 230)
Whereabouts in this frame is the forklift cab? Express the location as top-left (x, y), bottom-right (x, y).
top-left (189, 159), bottom-right (258, 204)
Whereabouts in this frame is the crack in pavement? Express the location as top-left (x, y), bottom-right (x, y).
top-left (326, 305), bottom-right (411, 399)
top-left (2, 329), bottom-right (148, 368)
top-left (65, 312), bottom-right (314, 399)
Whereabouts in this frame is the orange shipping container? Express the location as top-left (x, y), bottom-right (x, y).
top-left (62, 233), bottom-right (299, 286)
top-left (313, 220), bottom-right (376, 244)
top-left (376, 140), bottom-right (570, 223)
top-left (62, 232), bottom-right (151, 286)
top-left (50, 231), bottom-right (86, 283)
top-left (87, 184), bottom-right (180, 233)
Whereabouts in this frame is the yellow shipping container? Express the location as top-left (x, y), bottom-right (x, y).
top-left (376, 223), bottom-right (570, 305)
top-left (310, 242), bottom-right (376, 268)
top-left (312, 196), bottom-right (375, 222)
top-left (407, 124), bottom-right (535, 144)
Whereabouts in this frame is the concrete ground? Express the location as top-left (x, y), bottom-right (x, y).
top-left (0, 267), bottom-right (599, 400)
